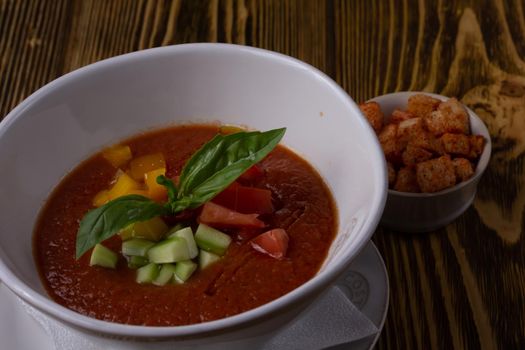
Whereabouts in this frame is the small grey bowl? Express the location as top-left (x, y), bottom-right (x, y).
top-left (371, 92), bottom-right (492, 233)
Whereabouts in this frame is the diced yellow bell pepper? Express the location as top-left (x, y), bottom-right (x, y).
top-left (118, 217), bottom-right (169, 241)
top-left (107, 172), bottom-right (141, 200)
top-left (119, 224), bottom-right (135, 241)
top-left (127, 189), bottom-right (150, 197)
top-left (144, 168), bottom-right (167, 202)
top-left (129, 153), bottom-right (166, 181)
top-left (92, 190), bottom-right (110, 207)
top-left (102, 145), bottom-right (132, 168)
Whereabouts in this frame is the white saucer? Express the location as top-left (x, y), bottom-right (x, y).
top-left (0, 241), bottom-right (388, 350)
top-left (330, 241), bottom-right (389, 350)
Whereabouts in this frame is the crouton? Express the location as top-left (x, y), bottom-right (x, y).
top-left (379, 123), bottom-right (397, 143)
top-left (359, 102), bottom-right (384, 134)
top-left (410, 129), bottom-right (444, 155)
top-left (372, 94), bottom-right (482, 192)
top-left (407, 94), bottom-right (441, 119)
top-left (469, 135), bottom-right (485, 158)
top-left (441, 133), bottom-right (470, 156)
top-left (452, 158), bottom-right (474, 182)
top-left (425, 110), bottom-right (469, 136)
top-left (387, 162), bottom-right (396, 187)
top-left (426, 98), bottom-right (470, 136)
top-left (394, 167), bottom-right (420, 192)
top-left (416, 156), bottom-right (456, 193)
top-left (390, 109), bottom-right (415, 124)
top-left (379, 124), bottom-right (402, 163)
top-left (397, 117), bottom-right (425, 145)
top-left (402, 144), bottom-right (433, 166)
top-left (438, 98), bottom-right (469, 121)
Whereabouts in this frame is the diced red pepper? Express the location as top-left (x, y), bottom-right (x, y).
top-left (250, 229), bottom-right (289, 260)
top-left (239, 165), bottom-right (264, 181)
top-left (199, 202), bottom-right (265, 228)
top-left (213, 182), bottom-right (273, 214)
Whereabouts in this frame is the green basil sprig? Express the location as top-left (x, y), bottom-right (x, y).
top-left (75, 128), bottom-right (286, 259)
top-left (75, 195), bottom-right (168, 259)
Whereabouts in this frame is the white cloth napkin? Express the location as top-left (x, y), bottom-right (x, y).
top-left (260, 286), bottom-right (379, 350)
top-left (20, 284), bottom-right (378, 350)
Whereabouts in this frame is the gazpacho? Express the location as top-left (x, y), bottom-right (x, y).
top-left (33, 124), bottom-right (337, 326)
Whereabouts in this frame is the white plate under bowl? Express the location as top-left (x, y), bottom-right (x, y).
top-left (0, 241), bottom-right (388, 350)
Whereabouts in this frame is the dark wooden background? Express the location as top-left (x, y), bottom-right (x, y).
top-left (1, 1), bottom-right (524, 349)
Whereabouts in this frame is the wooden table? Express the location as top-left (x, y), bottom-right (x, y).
top-left (1, 1), bottom-right (524, 349)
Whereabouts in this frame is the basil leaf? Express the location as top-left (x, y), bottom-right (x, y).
top-left (156, 175), bottom-right (177, 203)
top-left (76, 195), bottom-right (167, 259)
top-left (76, 128), bottom-right (286, 260)
top-left (175, 128), bottom-right (286, 210)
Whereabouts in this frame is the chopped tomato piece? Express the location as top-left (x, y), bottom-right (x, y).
top-left (239, 165), bottom-right (264, 181)
top-left (198, 202), bottom-right (265, 228)
top-left (213, 182), bottom-right (273, 214)
top-left (250, 229), bottom-right (289, 260)
top-left (236, 228), bottom-right (263, 241)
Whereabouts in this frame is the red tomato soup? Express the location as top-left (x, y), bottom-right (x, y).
top-left (33, 124), bottom-right (337, 326)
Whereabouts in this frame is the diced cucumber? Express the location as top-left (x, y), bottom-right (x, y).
top-left (153, 264), bottom-right (177, 286)
top-left (195, 224), bottom-right (232, 256)
top-left (136, 262), bottom-right (159, 284)
top-left (169, 227), bottom-right (198, 259)
top-left (173, 275), bottom-right (184, 284)
top-left (199, 249), bottom-right (221, 270)
top-left (167, 223), bottom-right (186, 235)
top-left (90, 244), bottom-right (118, 269)
top-left (147, 237), bottom-right (191, 263)
top-left (122, 238), bottom-right (155, 257)
top-left (174, 260), bottom-right (198, 282)
top-left (128, 255), bottom-right (149, 269)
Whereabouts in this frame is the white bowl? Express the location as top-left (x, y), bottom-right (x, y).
top-left (372, 92), bottom-right (491, 233)
top-left (0, 44), bottom-right (386, 347)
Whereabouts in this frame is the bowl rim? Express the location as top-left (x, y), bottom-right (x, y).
top-left (0, 43), bottom-right (387, 338)
top-left (369, 91), bottom-right (492, 198)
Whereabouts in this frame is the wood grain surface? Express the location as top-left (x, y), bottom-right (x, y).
top-left (1, 0), bottom-right (524, 349)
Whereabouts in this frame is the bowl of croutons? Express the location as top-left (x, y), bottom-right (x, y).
top-left (359, 92), bottom-right (491, 232)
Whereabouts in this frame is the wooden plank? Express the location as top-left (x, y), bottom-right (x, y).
top-left (1, 0), bottom-right (524, 348)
